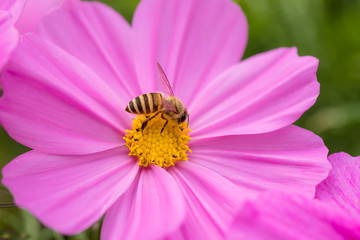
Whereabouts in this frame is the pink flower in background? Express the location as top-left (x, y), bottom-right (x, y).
top-left (1, 0), bottom-right (330, 239)
top-left (0, 0), bottom-right (23, 70)
top-left (0, 0), bottom-right (26, 23)
top-left (0, 0), bottom-right (77, 71)
top-left (316, 152), bottom-right (360, 221)
top-left (228, 153), bottom-right (360, 239)
top-left (15, 0), bottom-right (79, 33)
top-left (0, 12), bottom-right (17, 70)
top-left (227, 191), bottom-right (360, 240)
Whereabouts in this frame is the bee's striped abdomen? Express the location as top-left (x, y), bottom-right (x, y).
top-left (125, 93), bottom-right (163, 115)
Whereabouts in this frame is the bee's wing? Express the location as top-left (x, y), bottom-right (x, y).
top-left (156, 62), bottom-right (174, 96)
top-left (156, 63), bottom-right (178, 113)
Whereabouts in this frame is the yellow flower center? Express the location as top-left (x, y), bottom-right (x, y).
top-left (124, 113), bottom-right (192, 168)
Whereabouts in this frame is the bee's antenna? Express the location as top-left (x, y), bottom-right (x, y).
top-left (187, 114), bottom-right (190, 128)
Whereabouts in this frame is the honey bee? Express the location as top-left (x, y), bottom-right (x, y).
top-left (125, 63), bottom-right (188, 132)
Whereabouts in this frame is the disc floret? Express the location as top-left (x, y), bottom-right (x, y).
top-left (124, 113), bottom-right (191, 167)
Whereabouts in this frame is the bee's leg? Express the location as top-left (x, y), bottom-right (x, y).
top-left (141, 120), bottom-right (149, 132)
top-left (141, 112), bottom-right (160, 132)
top-left (160, 113), bottom-right (169, 134)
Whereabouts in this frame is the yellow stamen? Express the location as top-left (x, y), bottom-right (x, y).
top-left (124, 113), bottom-right (192, 168)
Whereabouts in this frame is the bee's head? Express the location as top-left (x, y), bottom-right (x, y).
top-left (178, 109), bottom-right (188, 123)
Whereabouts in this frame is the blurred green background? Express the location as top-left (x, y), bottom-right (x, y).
top-left (1, 0), bottom-right (359, 239)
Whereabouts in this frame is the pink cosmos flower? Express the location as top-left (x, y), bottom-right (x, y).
top-left (228, 152), bottom-right (360, 240)
top-left (1, 0), bottom-right (331, 239)
top-left (227, 191), bottom-right (360, 240)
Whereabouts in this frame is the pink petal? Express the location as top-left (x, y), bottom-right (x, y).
top-left (0, 34), bottom-right (129, 154)
top-left (166, 162), bottom-right (241, 239)
top-left (40, 1), bottom-right (141, 100)
top-left (316, 152), bottom-right (360, 221)
top-left (132, 0), bottom-right (247, 106)
top-left (15, 0), bottom-right (74, 33)
top-left (101, 166), bottom-right (186, 240)
top-left (190, 48), bottom-right (319, 138)
top-left (0, 0), bottom-right (26, 22)
top-left (189, 125), bottom-right (330, 198)
top-left (227, 192), bottom-right (360, 240)
top-left (0, 11), bottom-right (18, 70)
top-left (2, 148), bottom-right (138, 235)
